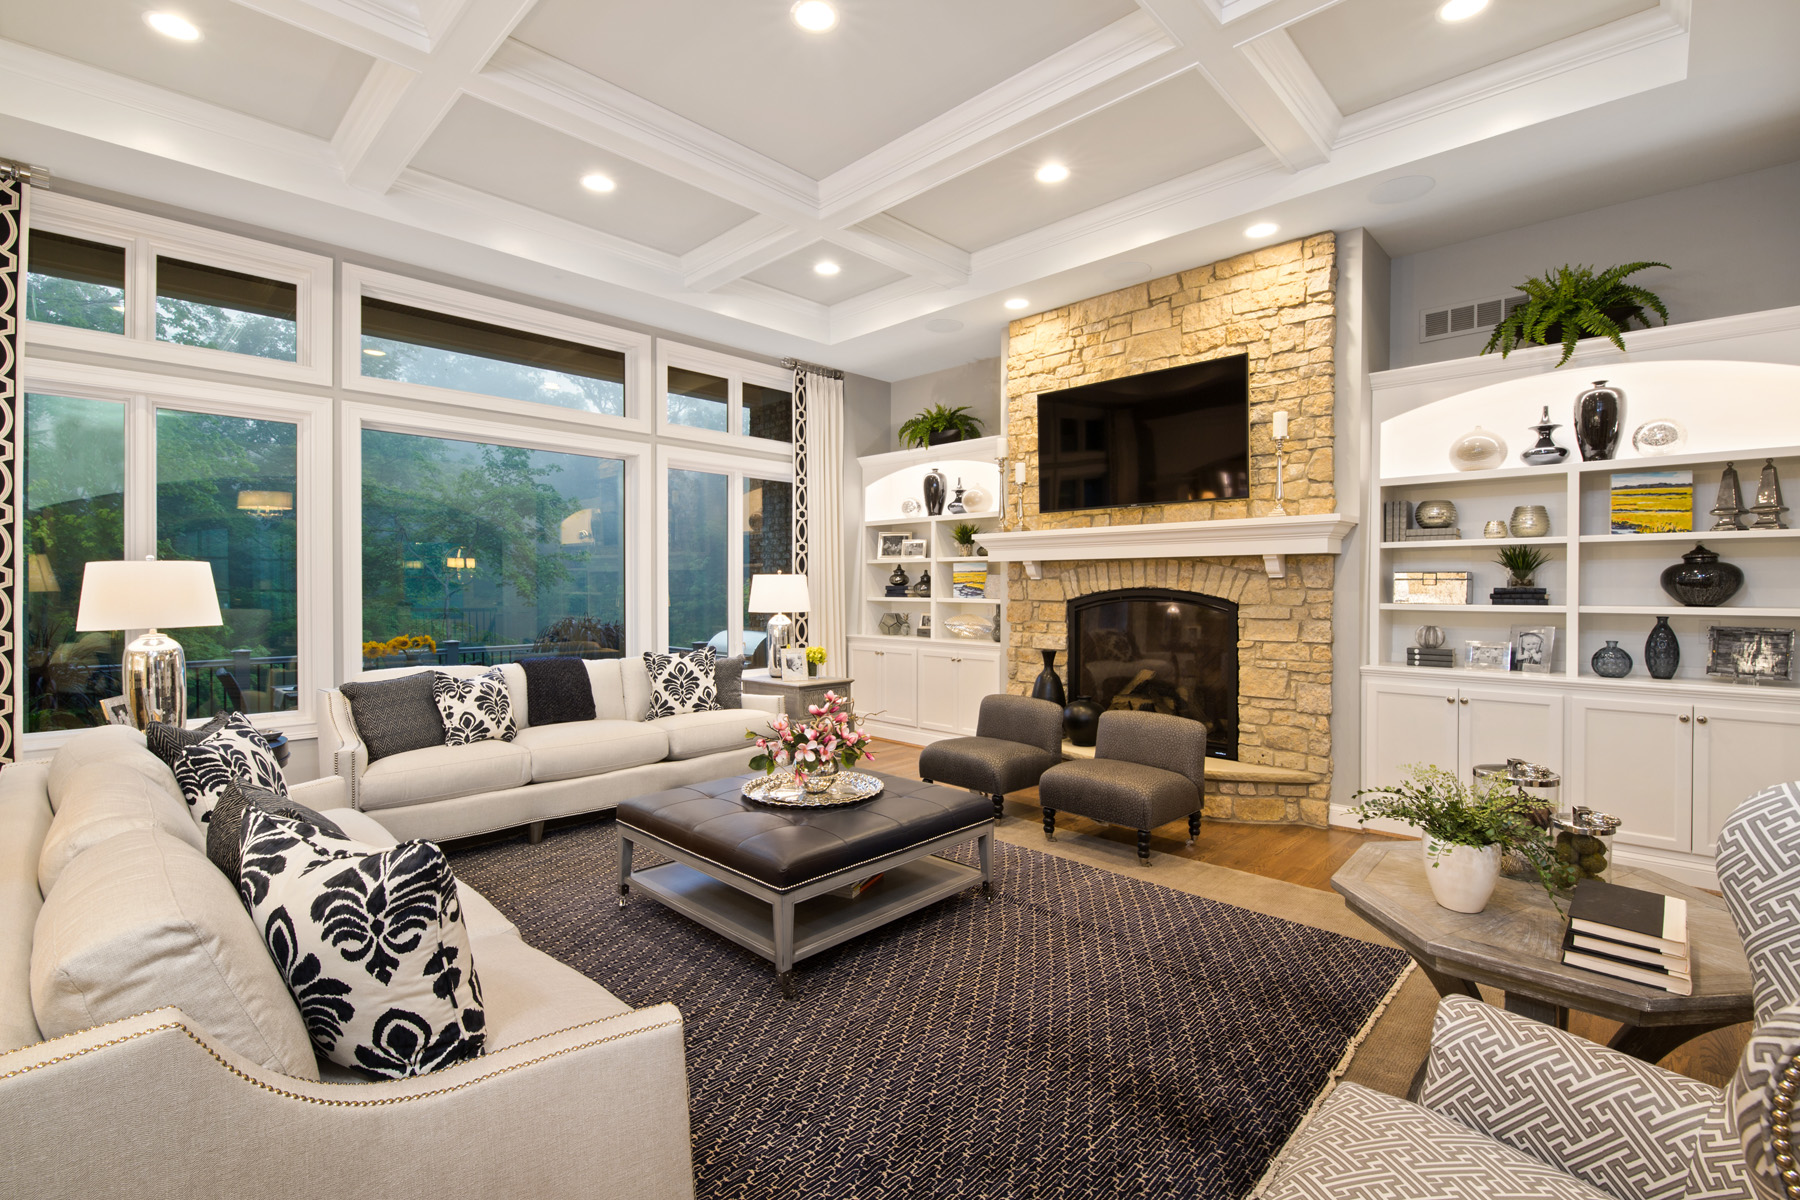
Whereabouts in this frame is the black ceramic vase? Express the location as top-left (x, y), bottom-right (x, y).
top-left (1031, 648), bottom-right (1066, 707)
top-left (1645, 615), bottom-right (1680, 680)
top-left (1660, 543), bottom-right (1744, 607)
top-left (923, 468), bottom-right (946, 515)
top-left (1063, 696), bottom-right (1102, 747)
top-left (1573, 380), bottom-right (1623, 461)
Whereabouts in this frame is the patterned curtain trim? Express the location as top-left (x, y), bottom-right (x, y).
top-left (791, 369), bottom-right (811, 645)
top-left (0, 180), bottom-right (21, 762)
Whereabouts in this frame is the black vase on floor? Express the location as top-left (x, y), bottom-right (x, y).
top-left (1063, 696), bottom-right (1102, 747)
top-left (1031, 648), bottom-right (1066, 708)
top-left (923, 468), bottom-right (947, 516)
top-left (1660, 543), bottom-right (1744, 607)
top-left (1645, 615), bottom-right (1680, 680)
top-left (1573, 379), bottom-right (1623, 462)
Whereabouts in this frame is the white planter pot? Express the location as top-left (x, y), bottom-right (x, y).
top-left (1422, 836), bottom-right (1502, 914)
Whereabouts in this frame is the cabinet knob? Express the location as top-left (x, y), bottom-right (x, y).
top-left (1679, 714), bottom-right (1691, 723)
top-left (1446, 697), bottom-right (1455, 705)
top-left (1696, 715), bottom-right (1709, 725)
top-left (1459, 698), bottom-right (1469, 705)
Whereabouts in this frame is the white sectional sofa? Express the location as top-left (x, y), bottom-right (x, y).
top-left (0, 725), bottom-right (696, 1200)
top-left (318, 659), bottom-right (780, 842)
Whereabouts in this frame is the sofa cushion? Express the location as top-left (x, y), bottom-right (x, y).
top-left (644, 648), bottom-right (720, 718)
top-left (432, 669), bottom-right (516, 747)
top-left (46, 725), bottom-right (154, 813)
top-left (239, 809), bottom-right (486, 1080)
top-left (514, 720), bottom-right (669, 783)
top-left (37, 762), bottom-right (206, 896)
top-left (143, 712), bottom-right (231, 771)
top-left (31, 825), bottom-right (319, 1080)
top-left (340, 672), bottom-right (447, 763)
top-left (714, 655), bottom-right (743, 709)
top-left (168, 711), bottom-right (288, 827)
top-left (1, 764), bottom-right (54, 1053)
top-left (206, 781), bottom-right (345, 887)
top-left (587, 659), bottom-right (628, 721)
top-left (356, 740), bottom-right (533, 812)
top-left (314, 808), bottom-right (517, 939)
top-left (469, 929), bottom-right (632, 1050)
top-left (653, 708), bottom-right (766, 762)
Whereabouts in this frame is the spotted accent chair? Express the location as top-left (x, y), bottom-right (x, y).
top-left (917, 694), bottom-right (1064, 822)
top-left (1036, 710), bottom-right (1205, 864)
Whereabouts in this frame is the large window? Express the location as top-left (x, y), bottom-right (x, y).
top-left (667, 469), bottom-right (729, 650)
top-left (361, 430), bottom-right (627, 666)
top-left (743, 476), bottom-right (793, 658)
top-left (662, 455), bottom-right (792, 662)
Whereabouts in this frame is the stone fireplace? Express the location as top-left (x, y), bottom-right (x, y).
top-left (1067, 588), bottom-right (1239, 760)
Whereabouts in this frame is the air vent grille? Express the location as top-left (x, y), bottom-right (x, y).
top-left (1421, 294), bottom-right (1527, 343)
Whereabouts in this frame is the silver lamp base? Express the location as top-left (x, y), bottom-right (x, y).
top-left (765, 612), bottom-right (793, 678)
top-left (123, 630), bottom-right (187, 729)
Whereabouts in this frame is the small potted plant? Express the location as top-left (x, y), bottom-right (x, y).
top-left (747, 691), bottom-right (875, 793)
top-left (1482, 262), bottom-right (1670, 367)
top-left (951, 522), bottom-right (981, 556)
top-left (805, 645), bottom-right (826, 678)
top-left (1496, 544), bottom-right (1550, 588)
top-left (1354, 764), bottom-right (1565, 913)
top-left (898, 404), bottom-right (984, 449)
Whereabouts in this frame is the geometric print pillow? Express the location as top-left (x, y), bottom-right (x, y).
top-left (431, 670), bottom-right (516, 747)
top-left (643, 647), bottom-right (720, 719)
top-left (169, 710), bottom-right (287, 828)
top-left (237, 807), bottom-right (486, 1080)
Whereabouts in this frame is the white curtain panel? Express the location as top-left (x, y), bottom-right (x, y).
top-left (797, 368), bottom-right (847, 675)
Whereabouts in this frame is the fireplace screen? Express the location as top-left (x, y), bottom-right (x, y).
top-left (1066, 588), bottom-right (1238, 760)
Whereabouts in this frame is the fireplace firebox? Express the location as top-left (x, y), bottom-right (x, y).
top-left (1066, 588), bottom-right (1238, 760)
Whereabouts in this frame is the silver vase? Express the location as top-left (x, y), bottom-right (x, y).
top-left (1711, 462), bottom-right (1747, 531)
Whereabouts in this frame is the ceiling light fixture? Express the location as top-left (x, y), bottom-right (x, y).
top-left (1245, 221), bottom-right (1279, 239)
top-left (791, 1), bottom-right (837, 32)
top-left (580, 172), bottom-right (616, 193)
top-left (1437, 0), bottom-right (1488, 21)
top-left (362, 347), bottom-right (387, 357)
top-left (1035, 162), bottom-right (1070, 184)
top-left (813, 260), bottom-right (841, 276)
top-left (145, 11), bottom-right (201, 40)
top-left (1004, 298), bottom-right (1029, 311)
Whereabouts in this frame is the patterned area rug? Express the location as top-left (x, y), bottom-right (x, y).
top-left (448, 818), bottom-right (1409, 1200)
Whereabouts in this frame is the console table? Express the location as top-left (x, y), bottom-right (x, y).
top-left (741, 668), bottom-right (854, 721)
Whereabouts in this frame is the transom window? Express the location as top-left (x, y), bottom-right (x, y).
top-left (25, 230), bottom-right (126, 335)
top-left (658, 342), bottom-right (793, 445)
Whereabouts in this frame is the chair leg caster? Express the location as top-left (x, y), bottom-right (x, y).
top-left (981, 880), bottom-right (994, 901)
top-left (777, 971), bottom-right (797, 1000)
top-left (617, 882), bottom-right (629, 909)
top-left (992, 794), bottom-right (1005, 822)
top-left (1137, 829), bottom-right (1151, 863)
top-left (528, 820), bottom-right (545, 845)
top-left (1042, 808), bottom-right (1056, 841)
top-left (1187, 812), bottom-right (1201, 848)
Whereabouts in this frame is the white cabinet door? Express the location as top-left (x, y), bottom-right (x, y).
top-left (875, 643), bottom-right (918, 727)
top-left (1693, 702), bottom-right (1800, 855)
top-left (916, 648), bottom-right (961, 734)
top-left (955, 653), bottom-right (1004, 735)
top-left (1457, 686), bottom-right (1565, 776)
top-left (1363, 678), bottom-right (1459, 788)
top-left (847, 644), bottom-right (883, 715)
top-left (1568, 696), bottom-right (1693, 853)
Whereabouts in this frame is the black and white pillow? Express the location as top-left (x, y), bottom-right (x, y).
top-left (144, 712), bottom-right (232, 771)
top-left (206, 780), bottom-right (345, 887)
top-left (238, 808), bottom-right (486, 1080)
top-left (170, 711), bottom-right (288, 827)
top-left (339, 673), bottom-right (446, 762)
top-left (431, 670), bottom-right (516, 747)
top-left (643, 647), bottom-right (720, 718)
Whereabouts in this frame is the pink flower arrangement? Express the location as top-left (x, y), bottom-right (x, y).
top-left (747, 690), bottom-right (874, 778)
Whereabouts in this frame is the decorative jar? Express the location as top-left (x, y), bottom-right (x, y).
top-left (1660, 543), bottom-right (1745, 607)
top-left (1483, 520), bottom-right (1510, 538)
top-left (1645, 616), bottom-right (1680, 679)
top-left (1063, 696), bottom-right (1103, 747)
top-left (1414, 499), bottom-right (1457, 529)
top-left (1554, 807), bottom-right (1622, 885)
top-left (1591, 640), bottom-right (1633, 678)
top-left (1509, 505), bottom-right (1551, 538)
top-left (1449, 427), bottom-right (1508, 472)
top-left (1574, 380), bottom-right (1624, 461)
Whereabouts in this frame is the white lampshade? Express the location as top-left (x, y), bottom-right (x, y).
top-left (747, 572), bottom-right (810, 614)
top-left (76, 559), bottom-right (223, 631)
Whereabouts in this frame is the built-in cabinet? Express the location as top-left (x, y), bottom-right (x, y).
top-left (1364, 678), bottom-right (1563, 784)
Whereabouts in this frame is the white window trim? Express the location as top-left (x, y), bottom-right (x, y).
top-left (655, 338), bottom-right (795, 454)
top-left (17, 358), bottom-right (334, 752)
top-left (339, 403), bottom-right (652, 684)
top-left (24, 192), bottom-right (334, 386)
top-left (341, 265), bottom-right (653, 433)
top-left (654, 444), bottom-right (796, 659)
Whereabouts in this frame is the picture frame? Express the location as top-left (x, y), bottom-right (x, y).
top-left (1464, 640), bottom-right (1513, 672)
top-left (900, 538), bottom-right (928, 558)
top-left (100, 696), bottom-right (133, 726)
top-left (876, 531), bottom-right (910, 559)
top-left (1509, 625), bottom-right (1557, 674)
top-left (781, 646), bottom-right (809, 677)
top-left (1707, 626), bottom-right (1797, 683)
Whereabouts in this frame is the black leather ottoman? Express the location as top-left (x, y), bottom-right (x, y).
top-left (617, 773), bottom-right (993, 997)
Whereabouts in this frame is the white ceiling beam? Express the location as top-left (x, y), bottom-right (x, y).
top-left (680, 218), bottom-right (816, 292)
top-left (1236, 29), bottom-right (1342, 155)
top-left (332, 59), bottom-right (418, 173)
top-left (833, 216), bottom-right (970, 287)
top-left (1213, 0), bottom-right (1348, 46)
top-left (338, 0), bottom-right (539, 192)
top-left (227, 0), bottom-right (432, 65)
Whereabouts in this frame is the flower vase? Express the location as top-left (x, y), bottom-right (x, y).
top-left (1645, 615), bottom-right (1680, 680)
top-left (1422, 836), bottom-right (1502, 914)
top-left (808, 662), bottom-right (819, 677)
top-left (1031, 648), bottom-right (1066, 707)
top-left (802, 760), bottom-right (839, 794)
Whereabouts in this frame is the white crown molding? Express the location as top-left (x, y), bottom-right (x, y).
top-left (229, 0), bottom-right (432, 62)
top-left (696, 279), bottom-right (831, 343)
top-left (1236, 28), bottom-right (1341, 158)
top-left (981, 513), bottom-right (1358, 579)
top-left (823, 275), bottom-right (946, 338)
top-left (835, 216), bottom-right (970, 287)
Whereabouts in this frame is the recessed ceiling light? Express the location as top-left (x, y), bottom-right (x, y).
top-left (791, 1), bottom-right (837, 31)
top-left (145, 11), bottom-right (201, 40)
top-left (580, 172), bottom-right (616, 193)
top-left (813, 260), bottom-right (841, 276)
top-left (1004, 298), bottom-right (1030, 311)
top-left (1245, 221), bottom-right (1279, 239)
top-left (1035, 162), bottom-right (1070, 184)
top-left (362, 347), bottom-right (387, 357)
top-left (1438, 0), bottom-right (1488, 21)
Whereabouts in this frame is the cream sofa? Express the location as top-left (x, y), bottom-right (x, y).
top-left (0, 726), bottom-right (695, 1200)
top-left (318, 659), bottom-right (780, 842)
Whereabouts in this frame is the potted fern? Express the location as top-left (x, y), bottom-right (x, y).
top-left (1482, 262), bottom-right (1670, 367)
top-left (898, 404), bottom-right (984, 449)
top-left (951, 522), bottom-right (982, 556)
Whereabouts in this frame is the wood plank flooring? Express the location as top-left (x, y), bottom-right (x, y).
top-left (872, 737), bottom-right (1751, 1087)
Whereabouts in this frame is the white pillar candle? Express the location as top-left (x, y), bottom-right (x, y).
top-left (1273, 410), bottom-right (1289, 440)
top-left (1014, 460), bottom-right (1027, 483)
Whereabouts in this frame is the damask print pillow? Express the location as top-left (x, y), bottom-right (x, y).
top-left (431, 670), bottom-right (516, 747)
top-left (643, 647), bottom-right (720, 719)
top-left (170, 711), bottom-right (287, 827)
top-left (238, 808), bottom-right (486, 1080)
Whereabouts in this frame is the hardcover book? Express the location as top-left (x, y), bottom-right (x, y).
top-left (1567, 879), bottom-right (1688, 954)
top-left (1561, 926), bottom-right (1694, 995)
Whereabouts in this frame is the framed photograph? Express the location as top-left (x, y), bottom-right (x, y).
top-left (100, 696), bottom-right (134, 726)
top-left (1510, 625), bottom-right (1557, 674)
top-left (900, 538), bottom-right (928, 558)
top-left (1464, 640), bottom-right (1513, 672)
top-left (876, 531), bottom-right (910, 559)
top-left (780, 646), bottom-right (809, 676)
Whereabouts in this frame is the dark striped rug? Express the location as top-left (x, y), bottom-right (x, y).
top-left (448, 817), bottom-right (1408, 1200)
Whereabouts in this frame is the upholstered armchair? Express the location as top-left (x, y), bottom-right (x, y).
top-left (917, 694), bottom-right (1064, 822)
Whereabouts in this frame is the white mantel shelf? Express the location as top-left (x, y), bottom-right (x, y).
top-left (977, 514), bottom-right (1358, 579)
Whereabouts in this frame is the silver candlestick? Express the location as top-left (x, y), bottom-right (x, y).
top-left (1270, 432), bottom-right (1289, 517)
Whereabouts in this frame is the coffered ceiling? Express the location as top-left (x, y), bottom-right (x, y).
top-left (0, 0), bottom-right (1794, 380)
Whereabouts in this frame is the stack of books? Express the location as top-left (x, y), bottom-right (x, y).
top-left (1401, 528), bottom-right (1462, 541)
top-left (1490, 586), bottom-right (1550, 605)
top-left (1560, 879), bottom-right (1692, 995)
top-left (1406, 647), bottom-right (1455, 668)
top-left (1382, 500), bottom-right (1414, 542)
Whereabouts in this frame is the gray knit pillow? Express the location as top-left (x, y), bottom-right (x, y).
top-left (714, 655), bottom-right (743, 710)
top-left (339, 673), bottom-right (446, 762)
top-left (206, 780), bottom-right (345, 886)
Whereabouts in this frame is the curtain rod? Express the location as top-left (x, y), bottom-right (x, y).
top-left (782, 357), bottom-right (844, 380)
top-left (0, 158), bottom-right (49, 187)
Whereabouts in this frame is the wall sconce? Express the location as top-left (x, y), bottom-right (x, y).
top-left (236, 489), bottom-right (294, 518)
top-left (445, 548), bottom-right (477, 574)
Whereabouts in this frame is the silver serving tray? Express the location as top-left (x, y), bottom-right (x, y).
top-left (742, 770), bottom-right (883, 808)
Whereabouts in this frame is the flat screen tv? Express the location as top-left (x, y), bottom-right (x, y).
top-left (1036, 354), bottom-right (1249, 514)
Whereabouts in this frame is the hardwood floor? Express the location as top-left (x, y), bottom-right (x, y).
top-left (871, 737), bottom-right (1751, 1087)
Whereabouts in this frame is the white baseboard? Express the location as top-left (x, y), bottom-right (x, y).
top-left (863, 720), bottom-right (962, 749)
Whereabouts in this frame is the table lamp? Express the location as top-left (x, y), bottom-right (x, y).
top-left (747, 572), bottom-right (810, 678)
top-left (77, 557), bottom-right (223, 729)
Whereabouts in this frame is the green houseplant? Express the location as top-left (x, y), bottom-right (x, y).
top-left (1482, 262), bottom-right (1670, 367)
top-left (1495, 544), bottom-right (1550, 587)
top-left (898, 404), bottom-right (984, 449)
top-left (951, 522), bottom-right (982, 555)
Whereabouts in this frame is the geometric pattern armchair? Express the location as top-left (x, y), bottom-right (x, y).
top-left (1261, 780), bottom-right (1800, 1200)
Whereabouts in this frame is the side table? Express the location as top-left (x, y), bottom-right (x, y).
top-left (740, 668), bottom-right (854, 722)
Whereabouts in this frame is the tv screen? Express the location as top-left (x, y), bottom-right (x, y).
top-left (1036, 354), bottom-right (1250, 514)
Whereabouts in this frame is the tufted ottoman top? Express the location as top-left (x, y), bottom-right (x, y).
top-left (618, 773), bottom-right (991, 892)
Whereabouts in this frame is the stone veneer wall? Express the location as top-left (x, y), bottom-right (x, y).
top-left (1003, 234), bottom-right (1338, 825)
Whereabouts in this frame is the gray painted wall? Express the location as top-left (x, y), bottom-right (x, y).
top-left (1389, 159), bottom-right (1800, 369)
top-left (888, 356), bottom-right (1003, 447)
